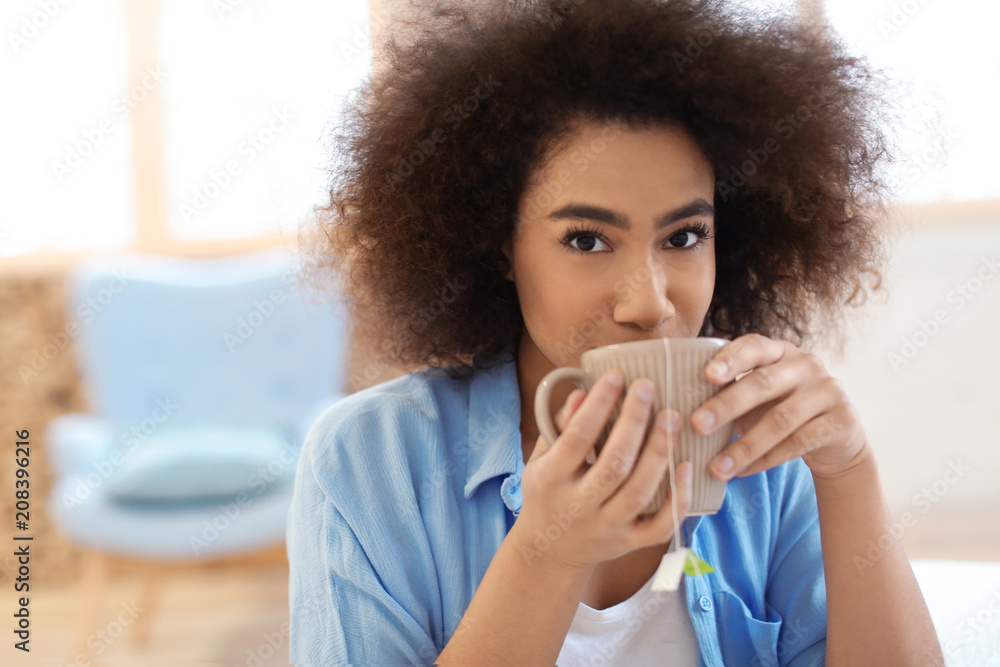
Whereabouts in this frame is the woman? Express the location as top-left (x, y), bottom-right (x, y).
top-left (288, 0), bottom-right (943, 664)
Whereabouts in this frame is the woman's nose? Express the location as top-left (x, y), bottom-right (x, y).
top-left (612, 260), bottom-right (676, 331)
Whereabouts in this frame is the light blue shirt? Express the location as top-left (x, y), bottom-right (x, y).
top-left (287, 344), bottom-right (827, 666)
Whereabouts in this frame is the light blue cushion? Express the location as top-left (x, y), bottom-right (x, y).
top-left (104, 425), bottom-right (297, 504)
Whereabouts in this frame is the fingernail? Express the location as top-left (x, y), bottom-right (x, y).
top-left (713, 455), bottom-right (734, 477)
top-left (693, 409), bottom-right (714, 432)
top-left (707, 360), bottom-right (727, 379)
top-left (680, 463), bottom-right (692, 484)
top-left (658, 410), bottom-right (679, 432)
top-left (635, 379), bottom-right (653, 402)
top-left (606, 370), bottom-right (624, 387)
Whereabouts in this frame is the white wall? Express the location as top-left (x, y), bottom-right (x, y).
top-left (826, 221), bottom-right (1000, 520)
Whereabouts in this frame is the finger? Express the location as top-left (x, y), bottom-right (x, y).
top-left (558, 389), bottom-right (592, 464)
top-left (603, 408), bottom-right (680, 521)
top-left (631, 460), bottom-right (693, 548)
top-left (529, 432), bottom-right (549, 463)
top-left (531, 389), bottom-right (586, 463)
top-left (550, 369), bottom-right (627, 475)
top-left (738, 406), bottom-right (847, 477)
top-left (555, 389), bottom-right (586, 432)
top-left (702, 333), bottom-right (787, 387)
top-left (533, 389), bottom-right (587, 463)
top-left (708, 380), bottom-right (839, 480)
top-left (691, 344), bottom-right (812, 438)
top-left (579, 376), bottom-right (656, 506)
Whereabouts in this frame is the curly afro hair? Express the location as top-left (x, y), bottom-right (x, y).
top-left (298, 0), bottom-right (901, 384)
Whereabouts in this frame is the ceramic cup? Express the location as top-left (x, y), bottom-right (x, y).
top-left (534, 337), bottom-right (733, 516)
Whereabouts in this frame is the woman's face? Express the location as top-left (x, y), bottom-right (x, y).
top-left (503, 120), bottom-right (717, 370)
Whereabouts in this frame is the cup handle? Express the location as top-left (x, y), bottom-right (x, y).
top-left (534, 367), bottom-right (596, 457)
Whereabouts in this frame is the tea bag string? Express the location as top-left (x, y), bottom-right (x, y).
top-left (668, 443), bottom-right (684, 552)
top-left (663, 337), bottom-right (685, 552)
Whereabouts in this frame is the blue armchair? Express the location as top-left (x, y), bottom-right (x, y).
top-left (43, 246), bottom-right (349, 653)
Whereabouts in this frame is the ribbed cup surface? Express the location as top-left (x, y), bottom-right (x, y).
top-left (581, 337), bottom-right (731, 516)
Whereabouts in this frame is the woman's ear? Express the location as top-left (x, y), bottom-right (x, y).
top-left (501, 239), bottom-right (514, 282)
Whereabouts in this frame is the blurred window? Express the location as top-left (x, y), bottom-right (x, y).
top-left (0, 0), bottom-right (372, 257)
top-left (823, 0), bottom-right (999, 204)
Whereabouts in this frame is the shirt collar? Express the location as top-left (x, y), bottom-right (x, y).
top-left (463, 344), bottom-right (523, 502)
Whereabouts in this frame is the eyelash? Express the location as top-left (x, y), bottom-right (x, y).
top-left (559, 222), bottom-right (714, 254)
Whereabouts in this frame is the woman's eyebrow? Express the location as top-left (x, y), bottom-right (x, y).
top-left (546, 198), bottom-right (715, 230)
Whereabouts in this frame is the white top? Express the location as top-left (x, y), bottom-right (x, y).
top-left (556, 540), bottom-right (701, 666)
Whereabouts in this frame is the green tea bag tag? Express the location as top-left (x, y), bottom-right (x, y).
top-left (683, 551), bottom-right (715, 577)
top-left (651, 548), bottom-right (716, 592)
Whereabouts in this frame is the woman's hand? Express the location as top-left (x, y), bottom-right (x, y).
top-left (515, 369), bottom-right (693, 573)
top-left (691, 333), bottom-right (871, 481)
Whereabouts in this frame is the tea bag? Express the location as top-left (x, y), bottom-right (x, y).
top-left (651, 546), bottom-right (689, 592)
top-left (651, 453), bottom-right (714, 592)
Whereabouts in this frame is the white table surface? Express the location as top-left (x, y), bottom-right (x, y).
top-left (911, 559), bottom-right (1000, 666)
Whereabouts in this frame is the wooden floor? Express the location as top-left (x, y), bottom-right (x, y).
top-left (4, 548), bottom-right (292, 667)
top-left (4, 511), bottom-right (998, 667)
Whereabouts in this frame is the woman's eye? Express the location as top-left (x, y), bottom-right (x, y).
top-left (562, 224), bottom-right (710, 253)
top-left (668, 231), bottom-right (699, 249)
top-left (568, 234), bottom-right (609, 252)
